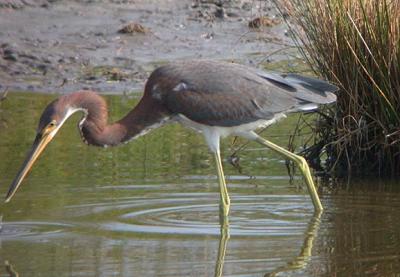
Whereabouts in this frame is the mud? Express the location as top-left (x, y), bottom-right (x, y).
top-left (0, 0), bottom-right (293, 94)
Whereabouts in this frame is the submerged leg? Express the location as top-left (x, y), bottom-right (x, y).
top-left (214, 223), bottom-right (230, 277)
top-left (214, 150), bottom-right (231, 222)
top-left (254, 135), bottom-right (323, 212)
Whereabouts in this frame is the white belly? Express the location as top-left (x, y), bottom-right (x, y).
top-left (175, 113), bottom-right (287, 152)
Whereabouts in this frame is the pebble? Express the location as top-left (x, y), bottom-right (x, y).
top-left (3, 48), bottom-right (18, 61)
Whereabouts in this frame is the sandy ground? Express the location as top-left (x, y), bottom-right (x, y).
top-left (0, 0), bottom-right (293, 94)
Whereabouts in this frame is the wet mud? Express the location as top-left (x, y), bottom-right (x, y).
top-left (0, 0), bottom-right (292, 94)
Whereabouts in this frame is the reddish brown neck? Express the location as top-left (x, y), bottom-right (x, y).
top-left (59, 91), bottom-right (169, 147)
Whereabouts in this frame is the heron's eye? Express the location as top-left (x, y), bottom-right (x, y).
top-left (45, 120), bottom-right (57, 132)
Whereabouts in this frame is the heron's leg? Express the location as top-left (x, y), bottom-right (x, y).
top-left (214, 222), bottom-right (230, 277)
top-left (254, 136), bottom-right (323, 212)
top-left (214, 150), bottom-right (231, 221)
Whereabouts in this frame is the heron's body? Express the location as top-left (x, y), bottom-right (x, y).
top-left (5, 60), bottom-right (338, 223)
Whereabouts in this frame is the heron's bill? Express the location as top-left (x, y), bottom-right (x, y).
top-left (5, 132), bottom-right (55, 203)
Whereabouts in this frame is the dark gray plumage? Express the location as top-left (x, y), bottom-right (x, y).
top-left (146, 60), bottom-right (337, 127)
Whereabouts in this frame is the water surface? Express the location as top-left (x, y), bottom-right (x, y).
top-left (0, 93), bottom-right (399, 276)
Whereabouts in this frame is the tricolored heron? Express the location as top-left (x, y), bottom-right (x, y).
top-left (5, 60), bottom-right (337, 220)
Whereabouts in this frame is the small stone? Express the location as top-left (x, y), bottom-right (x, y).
top-left (36, 64), bottom-right (47, 72)
top-left (241, 2), bottom-right (252, 11)
top-left (226, 11), bottom-right (239, 18)
top-left (214, 7), bottom-right (225, 19)
top-left (248, 16), bottom-right (280, 28)
top-left (86, 75), bottom-right (97, 81)
top-left (118, 22), bottom-right (149, 34)
top-left (3, 49), bottom-right (17, 61)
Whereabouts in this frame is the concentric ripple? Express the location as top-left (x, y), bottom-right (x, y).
top-left (0, 221), bottom-right (73, 240)
top-left (79, 192), bottom-right (315, 237)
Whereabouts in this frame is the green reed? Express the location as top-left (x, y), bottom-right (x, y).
top-left (282, 0), bottom-right (400, 177)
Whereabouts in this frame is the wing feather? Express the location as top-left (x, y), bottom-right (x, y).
top-left (148, 60), bottom-right (337, 127)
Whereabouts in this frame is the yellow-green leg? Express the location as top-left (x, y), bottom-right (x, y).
top-left (254, 136), bottom-right (323, 212)
top-left (214, 151), bottom-right (231, 222)
top-left (214, 223), bottom-right (230, 277)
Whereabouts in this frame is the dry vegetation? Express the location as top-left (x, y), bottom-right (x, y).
top-left (283, 0), bottom-right (400, 177)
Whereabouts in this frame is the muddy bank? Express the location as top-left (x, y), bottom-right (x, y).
top-left (0, 0), bottom-right (293, 94)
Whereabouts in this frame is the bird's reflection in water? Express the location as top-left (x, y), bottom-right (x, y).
top-left (213, 212), bottom-right (322, 277)
top-left (264, 211), bottom-right (322, 277)
top-left (5, 261), bottom-right (19, 277)
top-left (214, 218), bottom-right (230, 277)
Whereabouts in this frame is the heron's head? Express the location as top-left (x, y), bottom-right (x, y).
top-left (5, 97), bottom-right (78, 203)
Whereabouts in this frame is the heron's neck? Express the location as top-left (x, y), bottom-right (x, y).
top-left (63, 91), bottom-right (169, 147)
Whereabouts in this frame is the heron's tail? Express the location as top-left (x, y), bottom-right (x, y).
top-left (285, 73), bottom-right (338, 104)
top-left (257, 71), bottom-right (338, 105)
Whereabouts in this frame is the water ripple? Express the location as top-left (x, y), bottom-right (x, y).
top-left (72, 193), bottom-right (314, 237)
top-left (0, 221), bottom-right (73, 240)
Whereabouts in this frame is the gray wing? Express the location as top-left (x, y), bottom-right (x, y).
top-left (151, 61), bottom-right (337, 127)
top-left (256, 70), bottom-right (338, 103)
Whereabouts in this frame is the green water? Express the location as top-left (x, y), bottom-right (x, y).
top-left (0, 93), bottom-right (400, 276)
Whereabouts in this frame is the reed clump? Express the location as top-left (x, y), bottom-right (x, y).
top-left (283, 0), bottom-right (400, 177)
